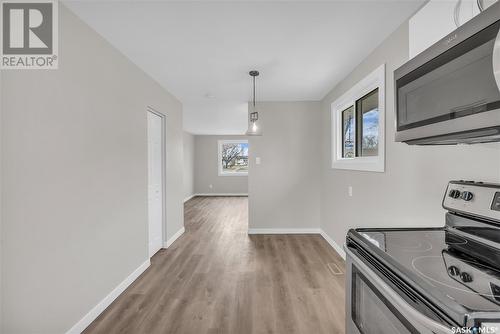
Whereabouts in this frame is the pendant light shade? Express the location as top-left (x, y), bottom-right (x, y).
top-left (246, 70), bottom-right (262, 136)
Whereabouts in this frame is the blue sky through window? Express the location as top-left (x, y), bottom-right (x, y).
top-left (239, 143), bottom-right (249, 157)
top-left (362, 109), bottom-right (378, 138)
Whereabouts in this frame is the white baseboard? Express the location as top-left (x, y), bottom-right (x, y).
top-left (184, 194), bottom-right (196, 203)
top-left (66, 259), bottom-right (151, 334)
top-left (247, 228), bottom-right (321, 235)
top-left (320, 229), bottom-right (346, 260)
top-left (195, 193), bottom-right (248, 197)
top-left (164, 226), bottom-right (185, 248)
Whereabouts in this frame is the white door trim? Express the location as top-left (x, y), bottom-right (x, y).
top-left (147, 106), bottom-right (167, 256)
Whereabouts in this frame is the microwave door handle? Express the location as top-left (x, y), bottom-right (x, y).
top-left (346, 248), bottom-right (452, 334)
top-left (454, 0), bottom-right (462, 28)
top-left (477, 0), bottom-right (484, 12)
top-left (494, 27), bottom-right (500, 92)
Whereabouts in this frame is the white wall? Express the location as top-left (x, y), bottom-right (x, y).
top-left (248, 102), bottom-right (322, 231)
top-left (320, 22), bottom-right (500, 249)
top-left (194, 135), bottom-right (248, 195)
top-left (165, 114), bottom-right (185, 243)
top-left (183, 131), bottom-right (195, 200)
top-left (0, 70), bottom-right (3, 331)
top-left (0, 4), bottom-right (184, 333)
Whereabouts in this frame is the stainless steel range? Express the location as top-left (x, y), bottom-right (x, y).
top-left (345, 181), bottom-right (500, 333)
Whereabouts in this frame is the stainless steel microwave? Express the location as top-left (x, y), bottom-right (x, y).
top-left (394, 1), bottom-right (500, 145)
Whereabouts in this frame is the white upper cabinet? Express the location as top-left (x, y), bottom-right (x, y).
top-left (409, 0), bottom-right (497, 59)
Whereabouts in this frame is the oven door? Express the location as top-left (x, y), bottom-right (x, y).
top-left (395, 14), bottom-right (500, 145)
top-left (345, 247), bottom-right (452, 334)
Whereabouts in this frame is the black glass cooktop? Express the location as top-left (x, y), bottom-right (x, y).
top-left (348, 227), bottom-right (500, 326)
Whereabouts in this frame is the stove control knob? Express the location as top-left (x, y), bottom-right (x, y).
top-left (461, 191), bottom-right (474, 201)
top-left (460, 272), bottom-right (473, 283)
top-left (449, 190), bottom-right (461, 199)
top-left (448, 266), bottom-right (460, 276)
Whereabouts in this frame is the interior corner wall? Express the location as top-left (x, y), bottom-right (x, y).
top-left (248, 101), bottom-right (322, 231)
top-left (193, 135), bottom-right (249, 195)
top-left (1, 4), bottom-right (184, 333)
top-left (319, 21), bottom-right (500, 249)
top-left (183, 131), bottom-right (195, 200)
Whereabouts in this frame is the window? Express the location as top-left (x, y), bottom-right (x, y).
top-left (218, 140), bottom-right (249, 176)
top-left (341, 89), bottom-right (379, 159)
top-left (331, 64), bottom-right (385, 172)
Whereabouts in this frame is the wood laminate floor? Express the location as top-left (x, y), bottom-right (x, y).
top-left (84, 196), bottom-right (346, 334)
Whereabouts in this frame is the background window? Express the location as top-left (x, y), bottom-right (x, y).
top-left (218, 140), bottom-right (248, 175)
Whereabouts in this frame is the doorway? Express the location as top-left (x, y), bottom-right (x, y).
top-left (147, 108), bottom-right (166, 257)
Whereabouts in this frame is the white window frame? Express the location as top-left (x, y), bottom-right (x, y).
top-left (218, 139), bottom-right (249, 176)
top-left (331, 64), bottom-right (385, 172)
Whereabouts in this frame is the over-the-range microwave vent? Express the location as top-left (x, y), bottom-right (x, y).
top-left (394, 1), bottom-right (500, 145)
top-left (405, 126), bottom-right (500, 145)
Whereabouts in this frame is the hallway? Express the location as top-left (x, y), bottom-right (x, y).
top-left (84, 197), bottom-right (346, 334)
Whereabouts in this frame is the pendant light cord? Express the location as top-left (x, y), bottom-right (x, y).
top-left (253, 75), bottom-right (256, 108)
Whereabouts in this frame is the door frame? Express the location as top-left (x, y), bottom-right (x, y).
top-left (147, 106), bottom-right (167, 256)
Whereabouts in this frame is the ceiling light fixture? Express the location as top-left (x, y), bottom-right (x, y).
top-left (246, 70), bottom-right (262, 136)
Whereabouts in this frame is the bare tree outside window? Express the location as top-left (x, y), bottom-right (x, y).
top-left (219, 141), bottom-right (249, 175)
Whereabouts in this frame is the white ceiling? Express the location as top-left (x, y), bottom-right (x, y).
top-left (64, 0), bottom-right (424, 135)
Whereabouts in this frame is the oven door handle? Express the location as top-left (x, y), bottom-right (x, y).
top-left (346, 247), bottom-right (452, 334)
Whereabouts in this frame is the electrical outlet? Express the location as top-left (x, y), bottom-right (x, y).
top-left (209, 184), bottom-right (213, 189)
top-left (348, 186), bottom-right (353, 197)
top-left (256, 157), bottom-right (261, 165)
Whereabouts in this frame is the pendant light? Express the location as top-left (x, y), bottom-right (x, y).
top-left (246, 70), bottom-right (262, 136)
